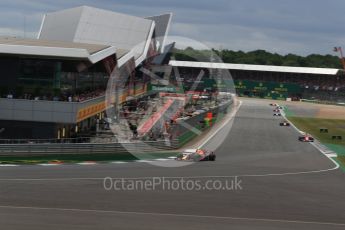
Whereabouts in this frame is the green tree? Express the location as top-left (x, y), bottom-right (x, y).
top-left (173, 48), bottom-right (342, 69)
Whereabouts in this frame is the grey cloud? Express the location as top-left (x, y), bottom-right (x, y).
top-left (0, 0), bottom-right (343, 55)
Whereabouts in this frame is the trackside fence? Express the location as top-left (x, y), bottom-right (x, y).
top-left (0, 140), bottom-right (179, 156)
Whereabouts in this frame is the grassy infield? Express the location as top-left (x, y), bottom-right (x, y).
top-left (285, 107), bottom-right (345, 170)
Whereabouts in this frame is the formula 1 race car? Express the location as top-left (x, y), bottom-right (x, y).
top-left (298, 135), bottom-right (314, 142)
top-left (273, 109), bottom-right (280, 112)
top-left (280, 121), bottom-right (290, 126)
top-left (270, 103), bottom-right (278, 106)
top-left (273, 113), bottom-right (282, 116)
top-left (176, 149), bottom-right (216, 162)
top-left (276, 106), bottom-right (283, 109)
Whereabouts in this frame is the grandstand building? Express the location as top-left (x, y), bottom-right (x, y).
top-left (170, 60), bottom-right (345, 102)
top-left (0, 6), bottom-right (172, 139)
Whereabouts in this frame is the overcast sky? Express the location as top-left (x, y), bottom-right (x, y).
top-left (0, 0), bottom-right (344, 56)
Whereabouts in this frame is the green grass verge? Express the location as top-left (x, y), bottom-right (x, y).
top-left (0, 152), bottom-right (177, 165)
top-left (283, 106), bottom-right (295, 117)
top-left (324, 144), bottom-right (345, 156)
top-left (287, 116), bottom-right (345, 146)
top-left (286, 116), bottom-right (345, 171)
top-left (333, 157), bottom-right (345, 173)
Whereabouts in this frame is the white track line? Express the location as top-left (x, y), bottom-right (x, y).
top-left (155, 158), bottom-right (171, 161)
top-left (38, 164), bottom-right (61, 166)
top-left (77, 162), bottom-right (97, 166)
top-left (0, 164), bottom-right (18, 167)
top-left (280, 105), bottom-right (339, 170)
top-left (0, 158), bottom-right (174, 167)
top-left (135, 160), bottom-right (155, 163)
top-left (0, 205), bottom-right (344, 227)
top-left (326, 153), bottom-right (338, 158)
top-left (0, 165), bottom-right (340, 181)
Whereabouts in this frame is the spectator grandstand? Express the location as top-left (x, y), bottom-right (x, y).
top-left (170, 60), bottom-right (345, 103)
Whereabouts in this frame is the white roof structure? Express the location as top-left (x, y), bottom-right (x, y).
top-left (146, 13), bottom-right (172, 53)
top-left (38, 6), bottom-right (157, 67)
top-left (0, 6), bottom-right (172, 67)
top-left (169, 60), bottom-right (340, 75)
top-left (0, 37), bottom-right (119, 64)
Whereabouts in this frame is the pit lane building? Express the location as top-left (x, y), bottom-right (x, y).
top-left (0, 6), bottom-right (172, 139)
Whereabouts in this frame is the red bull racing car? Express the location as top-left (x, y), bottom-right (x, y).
top-left (176, 149), bottom-right (216, 162)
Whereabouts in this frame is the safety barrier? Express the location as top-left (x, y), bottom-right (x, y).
top-left (300, 99), bottom-right (345, 106)
top-left (0, 140), bottom-right (179, 156)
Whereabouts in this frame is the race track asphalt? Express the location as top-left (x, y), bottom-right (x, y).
top-left (0, 99), bottom-right (345, 230)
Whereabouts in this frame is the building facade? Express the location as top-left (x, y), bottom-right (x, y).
top-left (0, 6), bottom-right (173, 140)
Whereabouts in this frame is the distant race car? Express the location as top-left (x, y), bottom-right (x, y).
top-left (280, 121), bottom-right (290, 126)
top-left (270, 103), bottom-right (278, 106)
top-left (273, 113), bottom-right (282, 116)
top-left (298, 135), bottom-right (314, 142)
top-left (273, 109), bottom-right (280, 112)
top-left (276, 106), bottom-right (283, 109)
top-left (176, 149), bottom-right (216, 162)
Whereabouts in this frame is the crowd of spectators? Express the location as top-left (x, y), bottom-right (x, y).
top-left (178, 67), bottom-right (345, 102)
top-left (1, 88), bottom-right (106, 102)
top-left (73, 88), bottom-right (105, 102)
top-left (232, 73), bottom-right (345, 91)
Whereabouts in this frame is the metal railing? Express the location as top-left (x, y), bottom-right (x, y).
top-left (300, 99), bottom-right (345, 106)
top-left (0, 140), bottom-right (179, 156)
top-left (0, 137), bottom-right (94, 145)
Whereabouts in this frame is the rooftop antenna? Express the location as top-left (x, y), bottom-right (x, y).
top-left (22, 14), bottom-right (26, 38)
top-left (219, 45), bottom-right (223, 60)
top-left (333, 47), bottom-right (345, 73)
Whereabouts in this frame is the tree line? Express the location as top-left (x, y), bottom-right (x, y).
top-left (173, 47), bottom-right (343, 69)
